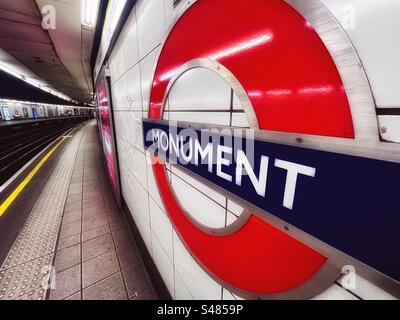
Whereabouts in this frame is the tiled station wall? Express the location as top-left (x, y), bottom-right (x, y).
top-left (106, 0), bottom-right (399, 300)
top-left (320, 0), bottom-right (400, 143)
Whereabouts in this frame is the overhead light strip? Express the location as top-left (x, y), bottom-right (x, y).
top-left (0, 63), bottom-right (76, 103)
top-left (82, 0), bottom-right (100, 28)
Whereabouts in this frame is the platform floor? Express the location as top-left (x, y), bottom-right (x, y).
top-left (0, 121), bottom-right (157, 300)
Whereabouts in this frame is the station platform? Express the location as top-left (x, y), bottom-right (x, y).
top-left (0, 121), bottom-right (157, 300)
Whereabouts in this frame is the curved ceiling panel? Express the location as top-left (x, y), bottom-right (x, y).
top-left (0, 0), bottom-right (96, 104)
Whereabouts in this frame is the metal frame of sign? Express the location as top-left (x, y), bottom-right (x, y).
top-left (142, 0), bottom-right (400, 299)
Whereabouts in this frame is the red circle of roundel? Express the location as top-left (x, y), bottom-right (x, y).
top-left (149, 0), bottom-right (354, 294)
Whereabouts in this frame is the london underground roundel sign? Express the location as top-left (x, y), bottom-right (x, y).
top-left (145, 0), bottom-right (400, 299)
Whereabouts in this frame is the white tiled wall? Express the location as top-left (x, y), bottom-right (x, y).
top-left (136, 0), bottom-right (166, 59)
top-left (312, 284), bottom-right (358, 300)
top-left (149, 197), bottom-right (174, 261)
top-left (105, 0), bottom-right (397, 300)
top-left (173, 231), bottom-right (222, 300)
top-left (171, 166), bottom-right (227, 207)
top-left (151, 232), bottom-right (175, 295)
top-left (108, 9), bottom-right (140, 84)
top-left (107, 1), bottom-right (225, 300)
top-left (139, 46), bottom-right (161, 111)
top-left (122, 65), bottom-right (143, 111)
top-left (378, 116), bottom-right (400, 143)
top-left (170, 174), bottom-right (227, 228)
top-left (320, 0), bottom-right (400, 109)
top-left (174, 270), bottom-right (194, 300)
top-left (167, 112), bottom-right (231, 126)
top-left (168, 68), bottom-right (233, 111)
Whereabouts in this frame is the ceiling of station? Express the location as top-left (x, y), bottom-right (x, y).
top-left (0, 0), bottom-right (96, 104)
top-left (0, 69), bottom-right (77, 105)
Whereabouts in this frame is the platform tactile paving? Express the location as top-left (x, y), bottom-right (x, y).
top-left (0, 125), bottom-right (88, 300)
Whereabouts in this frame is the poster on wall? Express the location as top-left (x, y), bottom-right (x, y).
top-left (96, 68), bottom-right (121, 206)
top-left (23, 107), bottom-right (29, 119)
top-left (32, 108), bottom-right (38, 119)
top-left (2, 107), bottom-right (11, 121)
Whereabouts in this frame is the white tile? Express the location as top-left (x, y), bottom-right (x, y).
top-left (320, 0), bottom-right (400, 108)
top-left (136, 0), bottom-right (166, 59)
top-left (231, 113), bottom-right (250, 128)
top-left (168, 68), bottom-right (232, 111)
top-left (131, 113), bottom-right (146, 151)
top-left (171, 174), bottom-right (226, 229)
top-left (135, 213), bottom-right (152, 256)
top-left (114, 111), bottom-right (144, 151)
top-left (222, 288), bottom-right (235, 300)
top-left (166, 111), bottom-right (230, 126)
top-left (116, 135), bottom-right (127, 188)
top-left (227, 199), bottom-right (244, 216)
top-left (123, 64), bottom-right (143, 111)
top-left (120, 9), bottom-right (140, 72)
top-left (151, 233), bottom-right (175, 296)
top-left (109, 41), bottom-right (124, 84)
top-left (111, 65), bottom-right (142, 111)
top-left (113, 111), bottom-right (123, 139)
top-left (338, 275), bottom-right (397, 300)
top-left (174, 271), bottom-right (194, 300)
top-left (312, 284), bottom-right (358, 300)
top-left (111, 75), bottom-right (127, 110)
top-left (126, 144), bottom-right (148, 191)
top-left (127, 186), bottom-right (152, 254)
top-left (140, 46), bottom-right (161, 112)
top-left (108, 9), bottom-right (139, 84)
top-left (173, 231), bottom-right (222, 300)
top-left (378, 116), bottom-right (400, 143)
top-left (120, 147), bottom-right (151, 252)
top-left (226, 212), bottom-right (239, 227)
top-left (149, 197), bottom-right (173, 261)
top-left (146, 154), bottom-right (165, 209)
top-left (123, 169), bottom-right (150, 224)
top-left (171, 165), bottom-right (227, 207)
top-left (113, 110), bottom-right (127, 139)
top-left (164, 0), bottom-right (192, 31)
top-left (222, 288), bottom-right (237, 300)
top-left (118, 138), bottom-right (129, 192)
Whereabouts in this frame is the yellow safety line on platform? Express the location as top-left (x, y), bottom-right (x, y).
top-left (0, 129), bottom-right (75, 218)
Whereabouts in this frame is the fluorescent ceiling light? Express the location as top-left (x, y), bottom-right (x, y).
top-left (0, 63), bottom-right (24, 80)
top-left (0, 63), bottom-right (74, 102)
top-left (82, 0), bottom-right (100, 28)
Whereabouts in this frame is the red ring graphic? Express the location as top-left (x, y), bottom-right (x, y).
top-left (149, 0), bottom-right (354, 295)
